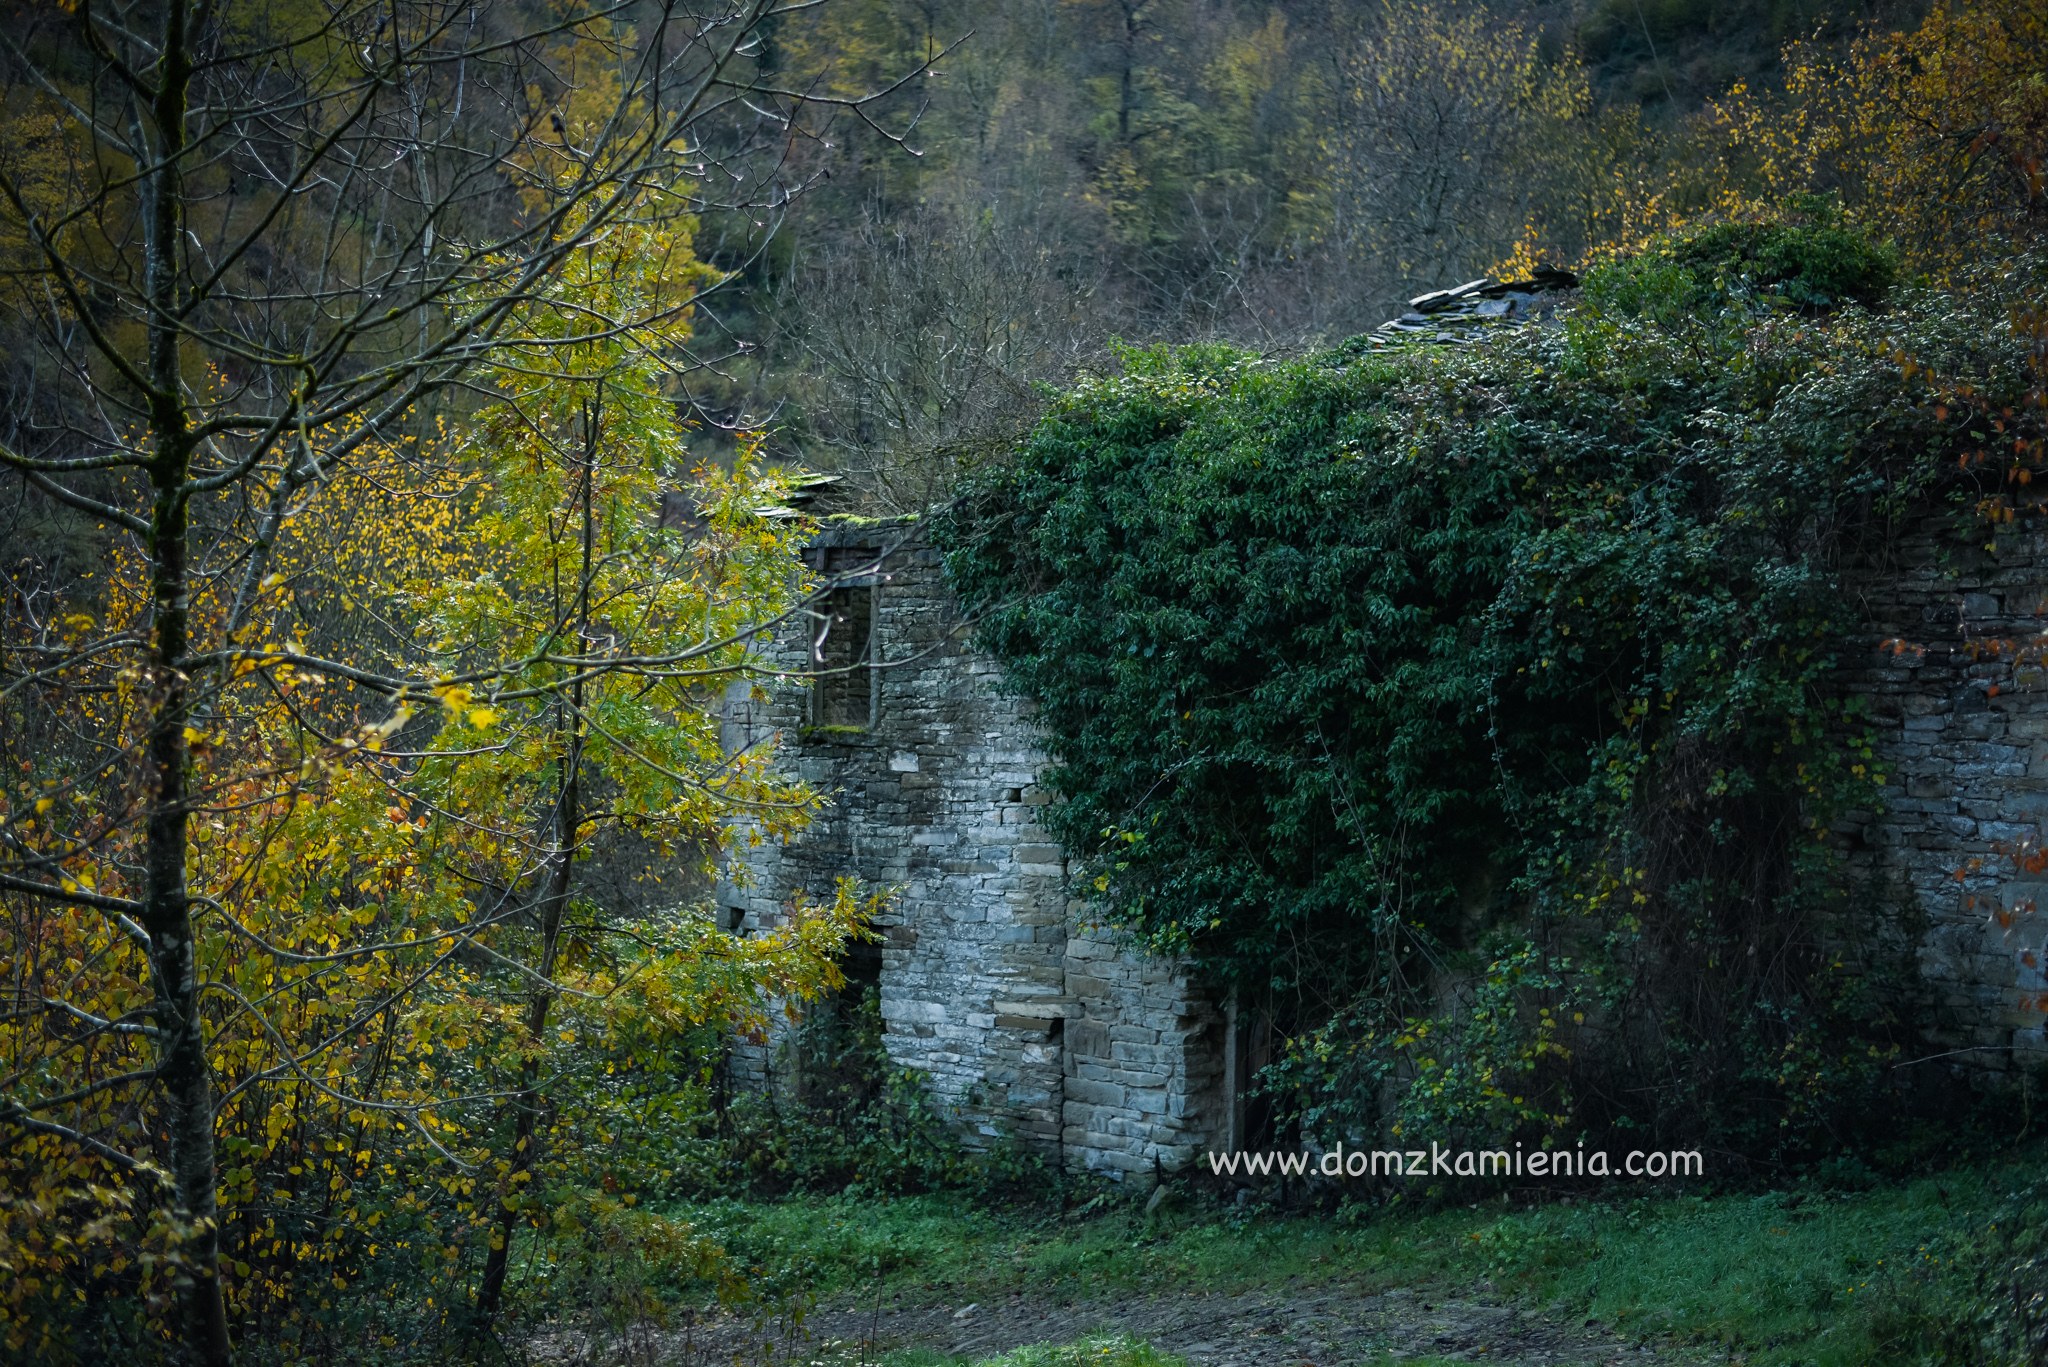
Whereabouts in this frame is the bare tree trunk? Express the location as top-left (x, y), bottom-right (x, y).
top-left (1117, 0), bottom-right (1140, 144)
top-left (473, 397), bottom-right (597, 1322)
top-left (145, 457), bottom-right (232, 1367)
top-left (139, 3), bottom-right (231, 1360)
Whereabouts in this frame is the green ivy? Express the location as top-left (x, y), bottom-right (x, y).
top-left (935, 223), bottom-right (2041, 1157)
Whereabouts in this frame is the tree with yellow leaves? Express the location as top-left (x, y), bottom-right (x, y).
top-left (0, 3), bottom-right (906, 1362)
top-left (1659, 0), bottom-right (2045, 274)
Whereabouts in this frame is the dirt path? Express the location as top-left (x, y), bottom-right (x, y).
top-left (538, 1285), bottom-right (1726, 1366)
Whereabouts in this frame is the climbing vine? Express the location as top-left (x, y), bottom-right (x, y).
top-left (937, 217), bottom-right (2047, 1158)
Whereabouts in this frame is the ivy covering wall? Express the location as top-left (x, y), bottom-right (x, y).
top-left (936, 218), bottom-right (2048, 1159)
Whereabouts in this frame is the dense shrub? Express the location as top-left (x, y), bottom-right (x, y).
top-left (684, 986), bottom-right (1057, 1202)
top-left (214, 994), bottom-right (1043, 1363)
top-left (936, 222), bottom-right (2045, 1162)
top-left (1585, 201), bottom-right (1899, 317)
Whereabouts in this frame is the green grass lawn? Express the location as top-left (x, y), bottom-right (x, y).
top-left (681, 1141), bottom-right (2047, 1366)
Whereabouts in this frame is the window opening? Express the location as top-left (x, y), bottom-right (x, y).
top-left (812, 547), bottom-right (878, 727)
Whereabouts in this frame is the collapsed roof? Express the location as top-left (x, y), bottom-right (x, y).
top-left (1359, 267), bottom-right (1580, 350)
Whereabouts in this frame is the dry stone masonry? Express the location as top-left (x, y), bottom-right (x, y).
top-left (1842, 514), bottom-right (2048, 1075)
top-left (719, 519), bottom-right (1232, 1178)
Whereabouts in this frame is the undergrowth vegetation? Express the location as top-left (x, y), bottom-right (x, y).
top-left (937, 213), bottom-right (2048, 1165)
top-left (214, 991), bottom-right (1037, 1362)
top-left (694, 987), bottom-right (1052, 1201)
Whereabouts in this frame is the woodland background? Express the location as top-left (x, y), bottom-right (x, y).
top-left (706, 0), bottom-right (2040, 503)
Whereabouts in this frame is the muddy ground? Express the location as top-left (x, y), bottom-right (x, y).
top-left (533, 1282), bottom-right (1728, 1366)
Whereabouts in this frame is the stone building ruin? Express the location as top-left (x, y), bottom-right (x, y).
top-left (715, 273), bottom-right (1597, 1179)
top-left (717, 519), bottom-right (1244, 1178)
top-left (719, 276), bottom-right (2048, 1179)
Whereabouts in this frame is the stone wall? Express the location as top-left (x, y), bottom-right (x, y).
top-left (1840, 511), bottom-right (2048, 1075)
top-left (1061, 929), bottom-right (1228, 1174)
top-left (719, 519), bottom-right (1230, 1177)
top-left (724, 506), bottom-right (2048, 1174)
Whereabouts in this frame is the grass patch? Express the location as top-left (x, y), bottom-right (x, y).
top-left (870, 1340), bottom-right (1475, 1367)
top-left (683, 1142), bottom-right (2046, 1365)
top-left (686, 1189), bottom-right (1477, 1302)
top-left (1465, 1176), bottom-right (2008, 1363)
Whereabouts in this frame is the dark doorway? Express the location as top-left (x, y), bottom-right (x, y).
top-left (1225, 997), bottom-right (1282, 1154)
top-left (792, 934), bottom-right (886, 1116)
